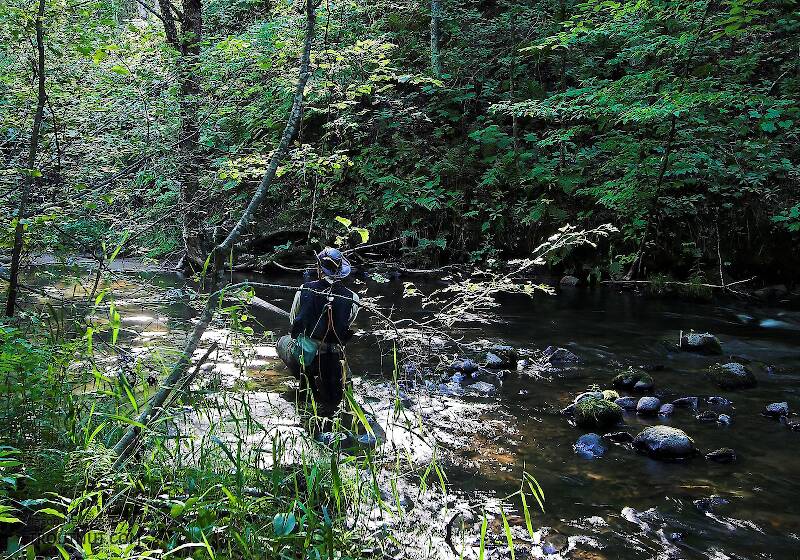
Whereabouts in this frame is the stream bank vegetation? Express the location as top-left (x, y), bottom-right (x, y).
top-left (1, 0), bottom-right (799, 555)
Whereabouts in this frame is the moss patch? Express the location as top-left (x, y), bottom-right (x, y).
top-left (707, 363), bottom-right (757, 389)
top-left (612, 368), bottom-right (653, 390)
top-left (575, 397), bottom-right (623, 430)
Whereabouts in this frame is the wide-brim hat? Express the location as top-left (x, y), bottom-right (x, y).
top-left (317, 247), bottom-right (351, 279)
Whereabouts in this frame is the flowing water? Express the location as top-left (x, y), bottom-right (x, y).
top-left (26, 261), bottom-right (800, 559)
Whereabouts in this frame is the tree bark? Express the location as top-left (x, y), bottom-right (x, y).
top-left (177, 0), bottom-right (205, 265)
top-left (5, 0), bottom-right (46, 317)
top-left (430, 0), bottom-right (442, 77)
top-left (112, 0), bottom-right (317, 469)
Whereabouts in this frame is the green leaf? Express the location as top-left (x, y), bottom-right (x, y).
top-left (273, 513), bottom-right (296, 536)
top-left (110, 64), bottom-right (129, 75)
top-left (334, 216), bottom-right (352, 228)
top-left (36, 507), bottom-right (66, 519)
top-left (353, 227), bottom-right (370, 243)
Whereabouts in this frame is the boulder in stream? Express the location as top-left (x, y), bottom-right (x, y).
top-left (612, 367), bottom-right (654, 391)
top-left (633, 426), bottom-right (696, 459)
top-left (679, 332), bottom-right (723, 355)
top-left (615, 396), bottom-right (639, 410)
top-left (705, 448), bottom-right (737, 464)
top-left (764, 401), bottom-right (789, 418)
top-left (708, 362), bottom-right (757, 389)
top-left (717, 414), bottom-right (733, 425)
top-left (604, 431), bottom-right (634, 443)
top-left (695, 410), bottom-right (719, 422)
top-left (658, 403), bottom-right (675, 417)
top-left (466, 381), bottom-right (497, 396)
top-left (574, 433), bottom-right (606, 459)
top-left (574, 397), bottom-right (624, 430)
top-left (560, 275), bottom-right (580, 287)
top-left (694, 495), bottom-right (730, 513)
top-left (672, 396), bottom-right (700, 409)
top-left (449, 358), bottom-right (478, 374)
top-left (485, 345), bottom-right (518, 369)
top-left (542, 346), bottom-right (581, 365)
top-left (636, 396), bottom-right (661, 416)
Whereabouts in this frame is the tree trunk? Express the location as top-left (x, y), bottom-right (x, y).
top-left (112, 0), bottom-right (317, 469)
top-left (178, 0), bottom-right (205, 266)
top-left (5, 0), bottom-right (46, 318)
top-left (430, 0), bottom-right (442, 77)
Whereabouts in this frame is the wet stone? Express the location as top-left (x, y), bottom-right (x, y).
top-left (603, 431), bottom-right (634, 443)
top-left (615, 396), bottom-right (639, 410)
top-left (707, 396), bottom-right (733, 408)
top-left (574, 433), bottom-right (606, 459)
top-left (543, 346), bottom-right (581, 364)
top-left (633, 426), bottom-right (696, 459)
top-left (679, 332), bottom-right (723, 355)
top-left (634, 379), bottom-right (655, 392)
top-left (450, 358), bottom-right (478, 374)
top-left (695, 410), bottom-right (719, 422)
top-left (561, 403), bottom-right (576, 416)
top-left (706, 448), bottom-right (737, 464)
top-left (658, 403), bottom-right (675, 417)
top-left (466, 381), bottom-right (497, 396)
top-left (637, 396), bottom-right (661, 416)
top-left (780, 417), bottom-right (800, 431)
top-left (764, 401), bottom-right (789, 418)
top-left (694, 496), bottom-right (730, 513)
top-left (708, 362), bottom-right (757, 389)
top-left (717, 414), bottom-right (733, 425)
top-left (486, 345), bottom-right (518, 369)
top-left (560, 275), bottom-right (580, 287)
top-left (673, 396), bottom-right (700, 409)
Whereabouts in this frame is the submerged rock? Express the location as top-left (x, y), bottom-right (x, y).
top-left (708, 362), bottom-right (757, 389)
top-left (574, 433), bottom-right (606, 459)
top-left (450, 358), bottom-right (478, 374)
top-left (560, 275), bottom-right (580, 287)
top-left (486, 345), bottom-right (519, 369)
top-left (543, 346), bottom-right (581, 364)
top-left (673, 396), bottom-right (700, 409)
top-left (466, 381), bottom-right (497, 396)
top-left (612, 367), bottom-right (654, 391)
top-left (637, 396), bottom-right (661, 416)
top-left (679, 332), bottom-right (723, 355)
top-left (780, 417), bottom-right (800, 431)
top-left (764, 401), bottom-right (789, 418)
top-left (574, 397), bottom-right (624, 430)
top-left (658, 403), bottom-right (675, 417)
top-left (604, 431), bottom-right (634, 443)
top-left (615, 396), bottom-right (639, 410)
top-left (694, 495), bottom-right (730, 513)
top-left (695, 410), bottom-right (719, 423)
top-left (707, 396), bottom-right (733, 408)
top-left (633, 426), bottom-right (696, 459)
top-left (706, 448), bottom-right (737, 464)
top-left (717, 414), bottom-right (733, 425)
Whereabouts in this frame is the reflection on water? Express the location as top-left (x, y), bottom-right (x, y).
top-left (23, 262), bottom-right (800, 559)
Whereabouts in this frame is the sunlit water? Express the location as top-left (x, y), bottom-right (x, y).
top-left (25, 262), bottom-right (800, 559)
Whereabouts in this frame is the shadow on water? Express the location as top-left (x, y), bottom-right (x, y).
top-left (23, 263), bottom-right (800, 559)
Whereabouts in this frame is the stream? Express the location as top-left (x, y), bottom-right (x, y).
top-left (26, 261), bottom-right (800, 559)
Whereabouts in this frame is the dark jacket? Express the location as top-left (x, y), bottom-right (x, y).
top-left (290, 280), bottom-right (356, 344)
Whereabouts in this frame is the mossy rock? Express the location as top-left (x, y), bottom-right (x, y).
top-left (612, 368), bottom-right (654, 391)
top-left (574, 397), bottom-right (623, 430)
top-left (707, 363), bottom-right (756, 389)
top-left (602, 389), bottom-right (620, 401)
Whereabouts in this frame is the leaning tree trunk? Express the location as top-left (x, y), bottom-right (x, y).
top-left (112, 0), bottom-right (318, 469)
top-left (429, 0), bottom-right (442, 77)
top-left (5, 0), bottom-right (46, 318)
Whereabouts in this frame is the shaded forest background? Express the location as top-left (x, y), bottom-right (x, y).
top-left (2, 0), bottom-right (799, 283)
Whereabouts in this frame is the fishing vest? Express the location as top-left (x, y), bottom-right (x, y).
top-left (290, 280), bottom-right (355, 344)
